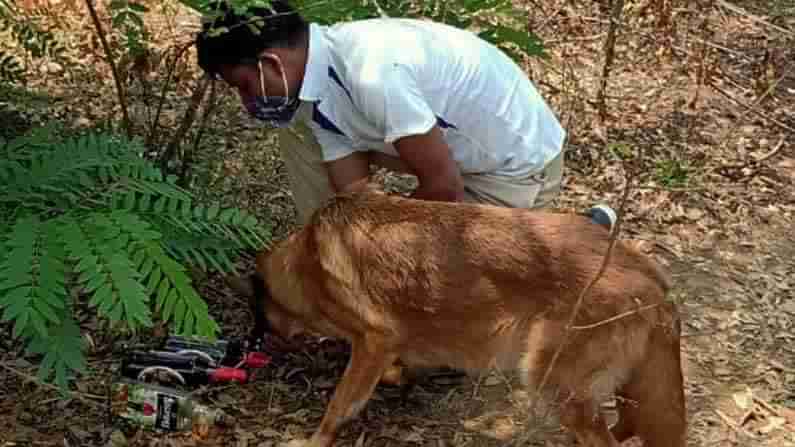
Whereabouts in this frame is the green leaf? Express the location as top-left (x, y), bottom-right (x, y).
top-left (12, 308), bottom-right (30, 338)
top-left (206, 202), bottom-right (219, 220)
top-left (0, 275), bottom-right (30, 293)
top-left (145, 266), bottom-right (162, 294)
top-left (29, 309), bottom-right (48, 338)
top-left (128, 2), bottom-right (149, 13)
top-left (89, 283), bottom-right (113, 308)
top-left (75, 255), bottom-right (100, 274)
top-left (0, 286), bottom-right (33, 309)
top-left (173, 298), bottom-right (186, 332)
top-left (28, 315), bottom-right (86, 391)
top-left (3, 127), bottom-right (272, 384)
top-left (155, 274), bottom-right (170, 311)
top-left (83, 273), bottom-right (107, 294)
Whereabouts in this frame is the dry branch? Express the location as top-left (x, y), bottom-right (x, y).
top-left (716, 0), bottom-right (794, 36)
top-left (180, 78), bottom-right (221, 186)
top-left (571, 303), bottom-right (662, 330)
top-left (718, 60), bottom-right (795, 143)
top-left (596, 0), bottom-right (625, 122)
top-left (158, 75), bottom-right (211, 173)
top-left (714, 408), bottom-right (758, 439)
top-left (710, 80), bottom-right (795, 134)
top-left (146, 41), bottom-right (195, 149)
top-left (83, 0), bottom-right (131, 139)
top-left (0, 362), bottom-right (106, 409)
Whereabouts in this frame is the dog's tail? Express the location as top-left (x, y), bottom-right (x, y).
top-left (623, 239), bottom-right (674, 293)
top-left (643, 254), bottom-right (673, 293)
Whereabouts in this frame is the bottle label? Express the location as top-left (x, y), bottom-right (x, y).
top-left (111, 380), bottom-right (188, 432)
top-left (155, 392), bottom-right (181, 431)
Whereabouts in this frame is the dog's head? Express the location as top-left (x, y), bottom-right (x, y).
top-left (247, 271), bottom-right (306, 345)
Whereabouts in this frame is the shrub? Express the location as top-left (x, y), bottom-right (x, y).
top-left (0, 125), bottom-right (270, 389)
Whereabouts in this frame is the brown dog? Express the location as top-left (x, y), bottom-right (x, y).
top-left (250, 188), bottom-right (686, 447)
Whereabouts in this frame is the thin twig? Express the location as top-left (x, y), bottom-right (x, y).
top-left (709, 80), bottom-right (795, 134)
top-left (714, 408), bottom-right (758, 439)
top-left (571, 303), bottom-right (662, 330)
top-left (146, 41), bottom-right (195, 149)
top-left (718, 60), bottom-right (795, 144)
top-left (716, 0), bottom-right (794, 36)
top-left (0, 362), bottom-right (106, 409)
top-left (596, 0), bottom-right (625, 122)
top-left (83, 0), bottom-right (131, 139)
top-left (158, 75), bottom-right (211, 173)
top-left (756, 138), bottom-right (787, 163)
top-left (753, 395), bottom-right (781, 417)
top-left (532, 145), bottom-right (642, 410)
top-left (180, 78), bottom-right (219, 186)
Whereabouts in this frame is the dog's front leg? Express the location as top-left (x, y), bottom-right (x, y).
top-left (307, 335), bottom-right (398, 447)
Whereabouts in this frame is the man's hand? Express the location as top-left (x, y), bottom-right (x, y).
top-left (393, 125), bottom-right (465, 202)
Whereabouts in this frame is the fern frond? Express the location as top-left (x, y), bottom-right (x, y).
top-left (26, 314), bottom-right (86, 391)
top-left (141, 240), bottom-right (219, 337)
top-left (0, 1), bottom-right (66, 60)
top-left (0, 50), bottom-right (25, 83)
top-left (2, 132), bottom-right (148, 212)
top-left (2, 127), bottom-right (272, 391)
top-left (124, 193), bottom-right (269, 273)
top-left (0, 215), bottom-right (67, 339)
top-left (60, 213), bottom-right (152, 330)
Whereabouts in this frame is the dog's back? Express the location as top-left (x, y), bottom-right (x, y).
top-left (256, 190), bottom-right (685, 447)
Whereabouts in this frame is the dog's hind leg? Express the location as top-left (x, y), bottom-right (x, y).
top-left (307, 334), bottom-right (399, 447)
top-left (559, 398), bottom-right (620, 447)
top-left (610, 323), bottom-right (687, 447)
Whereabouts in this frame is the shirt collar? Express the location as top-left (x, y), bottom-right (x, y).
top-left (298, 23), bottom-right (329, 103)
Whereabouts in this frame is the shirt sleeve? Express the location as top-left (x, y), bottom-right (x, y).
top-left (306, 112), bottom-right (357, 162)
top-left (356, 63), bottom-right (438, 144)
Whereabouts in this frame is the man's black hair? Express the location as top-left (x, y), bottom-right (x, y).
top-left (195, 1), bottom-right (308, 78)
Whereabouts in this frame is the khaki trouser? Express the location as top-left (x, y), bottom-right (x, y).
top-left (277, 120), bottom-right (564, 225)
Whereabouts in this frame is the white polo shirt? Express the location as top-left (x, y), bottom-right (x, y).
top-left (295, 18), bottom-right (566, 177)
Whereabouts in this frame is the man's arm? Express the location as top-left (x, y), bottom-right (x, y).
top-left (325, 151), bottom-right (371, 193)
top-left (393, 125), bottom-right (465, 202)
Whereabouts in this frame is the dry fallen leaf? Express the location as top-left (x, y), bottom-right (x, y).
top-left (758, 417), bottom-right (787, 434)
top-left (280, 439), bottom-right (308, 447)
top-left (733, 388), bottom-right (754, 410)
top-left (780, 406), bottom-right (795, 427)
top-left (484, 376), bottom-right (502, 387)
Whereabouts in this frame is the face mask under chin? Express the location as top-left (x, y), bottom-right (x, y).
top-left (246, 55), bottom-right (301, 128)
top-left (246, 96), bottom-right (301, 128)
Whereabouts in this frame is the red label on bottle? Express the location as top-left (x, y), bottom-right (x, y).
top-left (211, 368), bottom-right (248, 383)
top-left (245, 352), bottom-right (271, 369)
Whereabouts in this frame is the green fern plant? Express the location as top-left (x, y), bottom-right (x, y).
top-left (0, 0), bottom-right (66, 83)
top-left (0, 125), bottom-right (271, 389)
